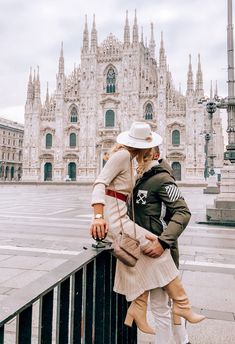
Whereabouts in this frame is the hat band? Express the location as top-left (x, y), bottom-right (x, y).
top-left (128, 133), bottom-right (153, 142)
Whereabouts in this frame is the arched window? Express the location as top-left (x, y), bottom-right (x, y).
top-left (145, 103), bottom-right (153, 120)
top-left (106, 67), bottom-right (116, 93)
top-left (105, 110), bottom-right (115, 127)
top-left (70, 107), bottom-right (78, 123)
top-left (70, 133), bottom-right (76, 147)
top-left (46, 133), bottom-right (52, 149)
top-left (172, 130), bottom-right (180, 145)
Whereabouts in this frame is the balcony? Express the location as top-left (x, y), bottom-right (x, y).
top-left (98, 126), bottom-right (120, 138)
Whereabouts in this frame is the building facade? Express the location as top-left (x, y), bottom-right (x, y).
top-left (0, 117), bottom-right (24, 181)
top-left (23, 12), bottom-right (224, 182)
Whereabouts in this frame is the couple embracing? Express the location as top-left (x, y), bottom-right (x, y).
top-left (90, 122), bottom-right (205, 344)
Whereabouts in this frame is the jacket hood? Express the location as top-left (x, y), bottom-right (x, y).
top-left (136, 159), bottom-right (175, 185)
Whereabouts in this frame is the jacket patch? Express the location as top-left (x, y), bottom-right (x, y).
top-left (165, 185), bottom-right (182, 202)
top-left (136, 190), bottom-right (148, 205)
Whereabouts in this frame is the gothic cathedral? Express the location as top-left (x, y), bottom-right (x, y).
top-left (22, 12), bottom-right (224, 182)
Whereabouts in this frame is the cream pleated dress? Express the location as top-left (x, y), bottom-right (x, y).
top-left (91, 149), bottom-right (178, 301)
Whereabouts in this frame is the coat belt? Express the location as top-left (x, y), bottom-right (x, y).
top-left (105, 188), bottom-right (128, 202)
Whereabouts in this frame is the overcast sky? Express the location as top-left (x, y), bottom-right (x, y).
top-left (0, 0), bottom-right (233, 130)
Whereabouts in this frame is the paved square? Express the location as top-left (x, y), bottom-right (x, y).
top-left (0, 184), bottom-right (234, 343)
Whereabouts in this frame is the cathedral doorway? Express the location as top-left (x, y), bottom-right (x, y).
top-left (172, 162), bottom-right (181, 181)
top-left (10, 166), bottom-right (14, 180)
top-left (5, 166), bottom-right (9, 180)
top-left (44, 162), bottom-right (52, 181)
top-left (68, 162), bottom-right (76, 181)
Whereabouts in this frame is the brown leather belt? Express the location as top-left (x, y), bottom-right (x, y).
top-left (105, 188), bottom-right (128, 202)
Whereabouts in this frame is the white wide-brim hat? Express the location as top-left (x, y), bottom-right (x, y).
top-left (117, 121), bottom-right (163, 149)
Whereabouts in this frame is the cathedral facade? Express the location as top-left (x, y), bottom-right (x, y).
top-left (22, 12), bottom-right (224, 182)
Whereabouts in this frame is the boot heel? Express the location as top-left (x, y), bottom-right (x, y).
top-left (172, 313), bottom-right (181, 325)
top-left (124, 313), bottom-right (134, 327)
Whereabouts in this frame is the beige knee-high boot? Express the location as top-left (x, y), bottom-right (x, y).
top-left (164, 277), bottom-right (206, 324)
top-left (124, 291), bottom-right (156, 334)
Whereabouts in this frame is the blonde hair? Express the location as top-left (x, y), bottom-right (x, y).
top-left (110, 144), bottom-right (154, 177)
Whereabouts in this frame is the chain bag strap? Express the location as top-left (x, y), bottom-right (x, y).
top-left (111, 158), bottom-right (140, 267)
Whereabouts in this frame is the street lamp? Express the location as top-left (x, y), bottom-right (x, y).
top-left (206, 100), bottom-right (217, 176)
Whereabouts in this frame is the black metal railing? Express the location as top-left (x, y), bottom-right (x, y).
top-left (0, 248), bottom-right (137, 344)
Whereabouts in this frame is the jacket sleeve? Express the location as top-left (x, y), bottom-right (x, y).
top-left (155, 178), bottom-right (191, 248)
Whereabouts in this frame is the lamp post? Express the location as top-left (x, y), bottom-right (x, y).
top-left (204, 132), bottom-right (210, 180)
top-left (203, 101), bottom-right (220, 193)
top-left (206, 101), bottom-right (217, 176)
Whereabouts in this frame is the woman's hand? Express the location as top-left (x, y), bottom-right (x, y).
top-left (90, 218), bottom-right (109, 241)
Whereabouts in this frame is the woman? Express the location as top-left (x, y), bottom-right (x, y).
top-left (90, 122), bottom-right (205, 334)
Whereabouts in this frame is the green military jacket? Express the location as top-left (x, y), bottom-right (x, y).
top-left (129, 159), bottom-right (191, 268)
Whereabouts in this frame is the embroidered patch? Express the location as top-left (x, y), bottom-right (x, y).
top-left (165, 185), bottom-right (182, 202)
top-left (136, 190), bottom-right (148, 205)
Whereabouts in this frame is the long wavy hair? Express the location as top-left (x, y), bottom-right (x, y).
top-left (110, 144), bottom-right (154, 177)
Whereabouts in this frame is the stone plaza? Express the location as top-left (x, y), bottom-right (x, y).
top-left (0, 184), bottom-right (234, 343)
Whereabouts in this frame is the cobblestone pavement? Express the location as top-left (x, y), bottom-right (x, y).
top-left (0, 184), bottom-right (234, 344)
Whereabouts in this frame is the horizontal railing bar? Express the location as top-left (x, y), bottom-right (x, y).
top-left (0, 247), bottom-right (110, 326)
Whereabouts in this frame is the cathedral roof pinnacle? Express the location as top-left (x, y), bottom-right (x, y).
top-left (91, 13), bottom-right (98, 51)
top-left (187, 54), bottom-right (194, 96)
top-left (82, 14), bottom-right (89, 53)
top-left (132, 9), bottom-right (139, 45)
top-left (141, 26), bottom-right (144, 44)
top-left (58, 42), bottom-right (65, 75)
top-left (45, 82), bottom-right (49, 104)
top-left (124, 10), bottom-right (130, 47)
top-left (149, 22), bottom-right (156, 58)
top-left (210, 80), bottom-right (213, 99)
top-left (195, 53), bottom-right (204, 97)
top-left (214, 80), bottom-right (218, 98)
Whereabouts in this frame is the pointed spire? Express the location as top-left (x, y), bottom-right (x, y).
top-left (141, 26), bottom-right (144, 44)
top-left (195, 53), bottom-right (204, 98)
top-left (82, 14), bottom-right (89, 53)
top-left (149, 22), bottom-right (156, 58)
top-left (210, 80), bottom-right (213, 99)
top-left (34, 65), bottom-right (41, 99)
top-left (214, 80), bottom-right (218, 98)
top-left (159, 31), bottom-right (166, 68)
top-left (45, 82), bottom-right (49, 104)
top-left (132, 9), bottom-right (139, 45)
top-left (27, 67), bottom-right (33, 101)
top-left (186, 54), bottom-right (194, 96)
top-left (37, 65), bottom-right (40, 81)
top-left (58, 41), bottom-right (64, 75)
top-left (91, 14), bottom-right (98, 53)
top-left (124, 10), bottom-right (130, 48)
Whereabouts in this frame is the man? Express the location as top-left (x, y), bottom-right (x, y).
top-left (129, 146), bottom-right (191, 344)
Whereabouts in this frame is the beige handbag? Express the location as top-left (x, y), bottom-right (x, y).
top-left (111, 162), bottom-right (140, 267)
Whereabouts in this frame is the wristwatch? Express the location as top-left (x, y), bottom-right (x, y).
top-left (94, 214), bottom-right (104, 219)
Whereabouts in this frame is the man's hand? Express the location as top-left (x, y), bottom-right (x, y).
top-left (143, 234), bottom-right (165, 258)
